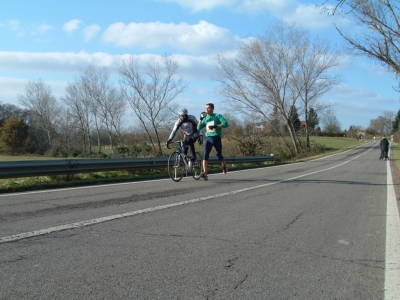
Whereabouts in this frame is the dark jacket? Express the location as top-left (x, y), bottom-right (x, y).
top-left (380, 137), bottom-right (389, 151)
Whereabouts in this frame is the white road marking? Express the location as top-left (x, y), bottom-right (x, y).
top-left (384, 161), bottom-right (400, 299)
top-left (0, 148), bottom-right (371, 244)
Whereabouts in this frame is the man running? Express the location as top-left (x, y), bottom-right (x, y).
top-left (197, 103), bottom-right (228, 181)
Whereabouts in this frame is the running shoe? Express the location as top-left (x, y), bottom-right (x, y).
top-left (200, 172), bottom-right (208, 181)
top-left (222, 164), bottom-right (228, 174)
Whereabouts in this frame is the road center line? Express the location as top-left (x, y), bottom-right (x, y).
top-left (0, 147), bottom-right (372, 244)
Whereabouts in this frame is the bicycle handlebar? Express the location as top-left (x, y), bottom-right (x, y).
top-left (165, 140), bottom-right (183, 150)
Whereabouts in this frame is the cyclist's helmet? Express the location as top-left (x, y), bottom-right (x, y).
top-left (179, 108), bottom-right (188, 116)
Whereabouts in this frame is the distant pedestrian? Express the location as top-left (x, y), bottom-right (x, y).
top-left (196, 103), bottom-right (228, 181)
top-left (380, 135), bottom-right (389, 161)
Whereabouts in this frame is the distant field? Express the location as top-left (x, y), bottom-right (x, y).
top-left (309, 136), bottom-right (366, 151)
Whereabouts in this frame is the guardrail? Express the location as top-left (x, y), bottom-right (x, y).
top-left (0, 155), bottom-right (274, 179)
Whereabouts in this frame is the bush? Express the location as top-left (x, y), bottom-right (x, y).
top-left (49, 148), bottom-right (68, 158)
top-left (116, 146), bottom-right (130, 157)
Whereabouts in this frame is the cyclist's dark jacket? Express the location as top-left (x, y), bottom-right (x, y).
top-left (168, 115), bottom-right (202, 141)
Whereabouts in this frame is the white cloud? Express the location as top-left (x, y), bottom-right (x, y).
top-left (235, 0), bottom-right (288, 15)
top-left (360, 61), bottom-right (392, 77)
top-left (331, 83), bottom-right (397, 108)
top-left (63, 19), bottom-right (83, 34)
top-left (83, 24), bottom-right (101, 41)
top-left (0, 51), bottom-right (220, 113)
top-left (0, 51), bottom-right (118, 74)
top-left (0, 51), bottom-right (218, 81)
top-left (103, 20), bottom-right (241, 53)
top-left (156, 0), bottom-right (234, 11)
top-left (32, 24), bottom-right (53, 35)
top-left (157, 0), bottom-right (337, 29)
top-left (157, 0), bottom-right (287, 13)
top-left (280, 4), bottom-right (334, 30)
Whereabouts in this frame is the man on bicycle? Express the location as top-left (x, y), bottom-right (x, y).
top-left (165, 108), bottom-right (203, 162)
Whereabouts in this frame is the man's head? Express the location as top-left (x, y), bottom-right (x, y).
top-left (205, 103), bottom-right (214, 115)
top-left (178, 108), bottom-right (188, 120)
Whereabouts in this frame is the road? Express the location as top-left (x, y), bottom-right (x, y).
top-left (1, 141), bottom-right (399, 299)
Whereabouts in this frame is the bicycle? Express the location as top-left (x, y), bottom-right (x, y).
top-left (166, 140), bottom-right (203, 182)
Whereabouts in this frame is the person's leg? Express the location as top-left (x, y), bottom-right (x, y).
top-left (202, 137), bottom-right (213, 179)
top-left (188, 137), bottom-right (197, 162)
top-left (202, 159), bottom-right (209, 176)
top-left (182, 135), bottom-right (191, 156)
top-left (214, 136), bottom-right (227, 173)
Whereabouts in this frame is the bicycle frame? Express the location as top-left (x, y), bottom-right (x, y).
top-left (166, 140), bottom-right (202, 182)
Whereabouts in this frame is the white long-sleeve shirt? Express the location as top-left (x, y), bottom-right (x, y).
top-left (168, 115), bottom-right (202, 140)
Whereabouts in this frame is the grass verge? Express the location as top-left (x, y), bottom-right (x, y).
top-left (390, 142), bottom-right (400, 185)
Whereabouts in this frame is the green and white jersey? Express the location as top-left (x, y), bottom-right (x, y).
top-left (197, 113), bottom-right (228, 137)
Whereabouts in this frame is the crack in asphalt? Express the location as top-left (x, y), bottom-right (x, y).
top-left (283, 212), bottom-right (304, 231)
top-left (321, 255), bottom-right (385, 269)
top-left (224, 257), bottom-right (239, 268)
top-left (234, 274), bottom-right (248, 289)
top-left (0, 255), bottom-right (28, 264)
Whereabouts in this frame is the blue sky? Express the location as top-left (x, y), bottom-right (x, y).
top-left (0, 0), bottom-right (399, 130)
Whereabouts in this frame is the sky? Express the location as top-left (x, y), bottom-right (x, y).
top-left (0, 0), bottom-right (399, 131)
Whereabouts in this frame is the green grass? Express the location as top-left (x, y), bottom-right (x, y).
top-left (309, 136), bottom-right (366, 151)
top-left (390, 141), bottom-right (400, 185)
top-left (0, 155), bottom-right (63, 161)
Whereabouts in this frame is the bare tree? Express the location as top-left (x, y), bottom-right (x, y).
top-left (292, 34), bottom-right (343, 147)
top-left (18, 79), bottom-right (61, 151)
top-left (57, 107), bottom-right (77, 154)
top-left (322, 108), bottom-right (342, 132)
top-left (62, 65), bottom-right (126, 154)
top-left (98, 87), bottom-right (126, 151)
top-left (320, 0), bottom-right (400, 89)
top-left (118, 55), bottom-right (186, 155)
top-left (80, 65), bottom-right (126, 154)
top-left (370, 110), bottom-right (395, 133)
top-left (62, 77), bottom-right (94, 154)
top-left (214, 22), bottom-right (338, 156)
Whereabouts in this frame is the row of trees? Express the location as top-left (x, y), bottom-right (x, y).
top-left (1, 21), bottom-right (342, 158)
top-left (0, 54), bottom-right (187, 156)
top-left (3, 0), bottom-right (400, 158)
top-left (213, 22), bottom-right (342, 156)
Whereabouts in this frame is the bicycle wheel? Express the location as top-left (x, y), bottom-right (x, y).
top-left (191, 152), bottom-right (203, 180)
top-left (168, 152), bottom-right (185, 182)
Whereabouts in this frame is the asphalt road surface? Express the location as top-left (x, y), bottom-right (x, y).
top-left (1, 140), bottom-right (399, 299)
